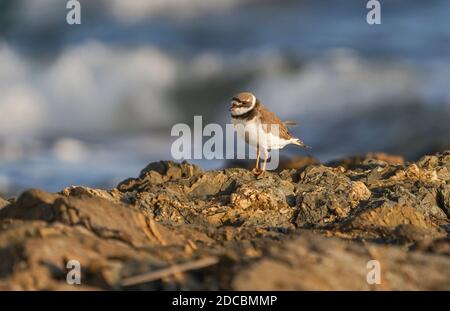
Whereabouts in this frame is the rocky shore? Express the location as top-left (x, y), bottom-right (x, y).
top-left (0, 150), bottom-right (449, 290)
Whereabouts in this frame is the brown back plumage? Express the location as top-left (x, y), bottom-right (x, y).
top-left (255, 101), bottom-right (294, 140)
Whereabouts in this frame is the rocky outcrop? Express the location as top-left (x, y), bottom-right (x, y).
top-left (233, 232), bottom-right (450, 290)
top-left (0, 151), bottom-right (449, 290)
top-left (0, 197), bottom-right (9, 210)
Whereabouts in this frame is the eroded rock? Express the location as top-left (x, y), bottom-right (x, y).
top-left (0, 197), bottom-right (9, 210)
top-left (0, 150), bottom-right (449, 290)
top-left (232, 232), bottom-right (450, 290)
top-left (295, 165), bottom-right (371, 226)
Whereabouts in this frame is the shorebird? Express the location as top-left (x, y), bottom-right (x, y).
top-left (230, 92), bottom-right (310, 175)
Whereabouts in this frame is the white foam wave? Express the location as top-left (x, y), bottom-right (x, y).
top-left (251, 50), bottom-right (423, 119)
top-left (0, 41), bottom-right (180, 138)
top-left (0, 45), bottom-right (47, 135)
top-left (13, 0), bottom-right (257, 26)
top-left (108, 0), bottom-right (251, 21)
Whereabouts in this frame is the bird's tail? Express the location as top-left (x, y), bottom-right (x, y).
top-left (292, 138), bottom-right (311, 149)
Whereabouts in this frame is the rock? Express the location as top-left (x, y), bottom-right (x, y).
top-left (328, 152), bottom-right (405, 170)
top-left (228, 174), bottom-right (295, 228)
top-left (232, 232), bottom-right (450, 290)
top-left (226, 155), bottom-right (319, 172)
top-left (295, 165), bottom-right (371, 226)
top-left (437, 186), bottom-right (450, 217)
top-left (60, 186), bottom-right (123, 204)
top-left (343, 199), bottom-right (436, 229)
top-left (0, 197), bottom-right (9, 210)
top-left (117, 161), bottom-right (203, 193)
top-left (0, 150), bottom-right (449, 290)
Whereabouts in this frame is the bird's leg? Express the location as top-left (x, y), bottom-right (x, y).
top-left (261, 149), bottom-right (269, 172)
top-left (255, 149), bottom-right (268, 176)
top-left (256, 145), bottom-right (261, 170)
top-left (252, 145), bottom-right (261, 174)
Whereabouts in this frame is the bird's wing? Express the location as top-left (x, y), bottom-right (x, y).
top-left (257, 104), bottom-right (293, 140)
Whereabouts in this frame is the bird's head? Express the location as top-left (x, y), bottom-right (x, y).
top-left (230, 92), bottom-right (257, 116)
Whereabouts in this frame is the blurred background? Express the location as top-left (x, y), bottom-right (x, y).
top-left (0, 0), bottom-right (449, 196)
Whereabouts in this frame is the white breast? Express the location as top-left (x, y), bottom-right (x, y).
top-left (232, 118), bottom-right (293, 150)
top-left (232, 117), bottom-right (260, 147)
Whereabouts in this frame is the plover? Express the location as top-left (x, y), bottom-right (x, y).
top-left (230, 92), bottom-right (310, 175)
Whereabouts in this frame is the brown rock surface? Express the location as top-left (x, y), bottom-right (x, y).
top-left (0, 197), bottom-right (9, 210)
top-left (233, 232), bottom-right (450, 290)
top-left (0, 151), bottom-right (449, 290)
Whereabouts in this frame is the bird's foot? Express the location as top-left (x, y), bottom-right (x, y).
top-left (251, 167), bottom-right (260, 174)
top-left (252, 168), bottom-right (264, 177)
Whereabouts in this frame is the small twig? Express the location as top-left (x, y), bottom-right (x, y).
top-left (120, 256), bottom-right (219, 287)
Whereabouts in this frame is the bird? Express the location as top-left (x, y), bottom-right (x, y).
top-left (230, 92), bottom-right (310, 176)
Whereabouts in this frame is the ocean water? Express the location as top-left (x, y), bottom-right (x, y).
top-left (0, 0), bottom-right (449, 195)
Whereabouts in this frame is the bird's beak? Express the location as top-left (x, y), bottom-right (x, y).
top-left (230, 102), bottom-right (239, 111)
